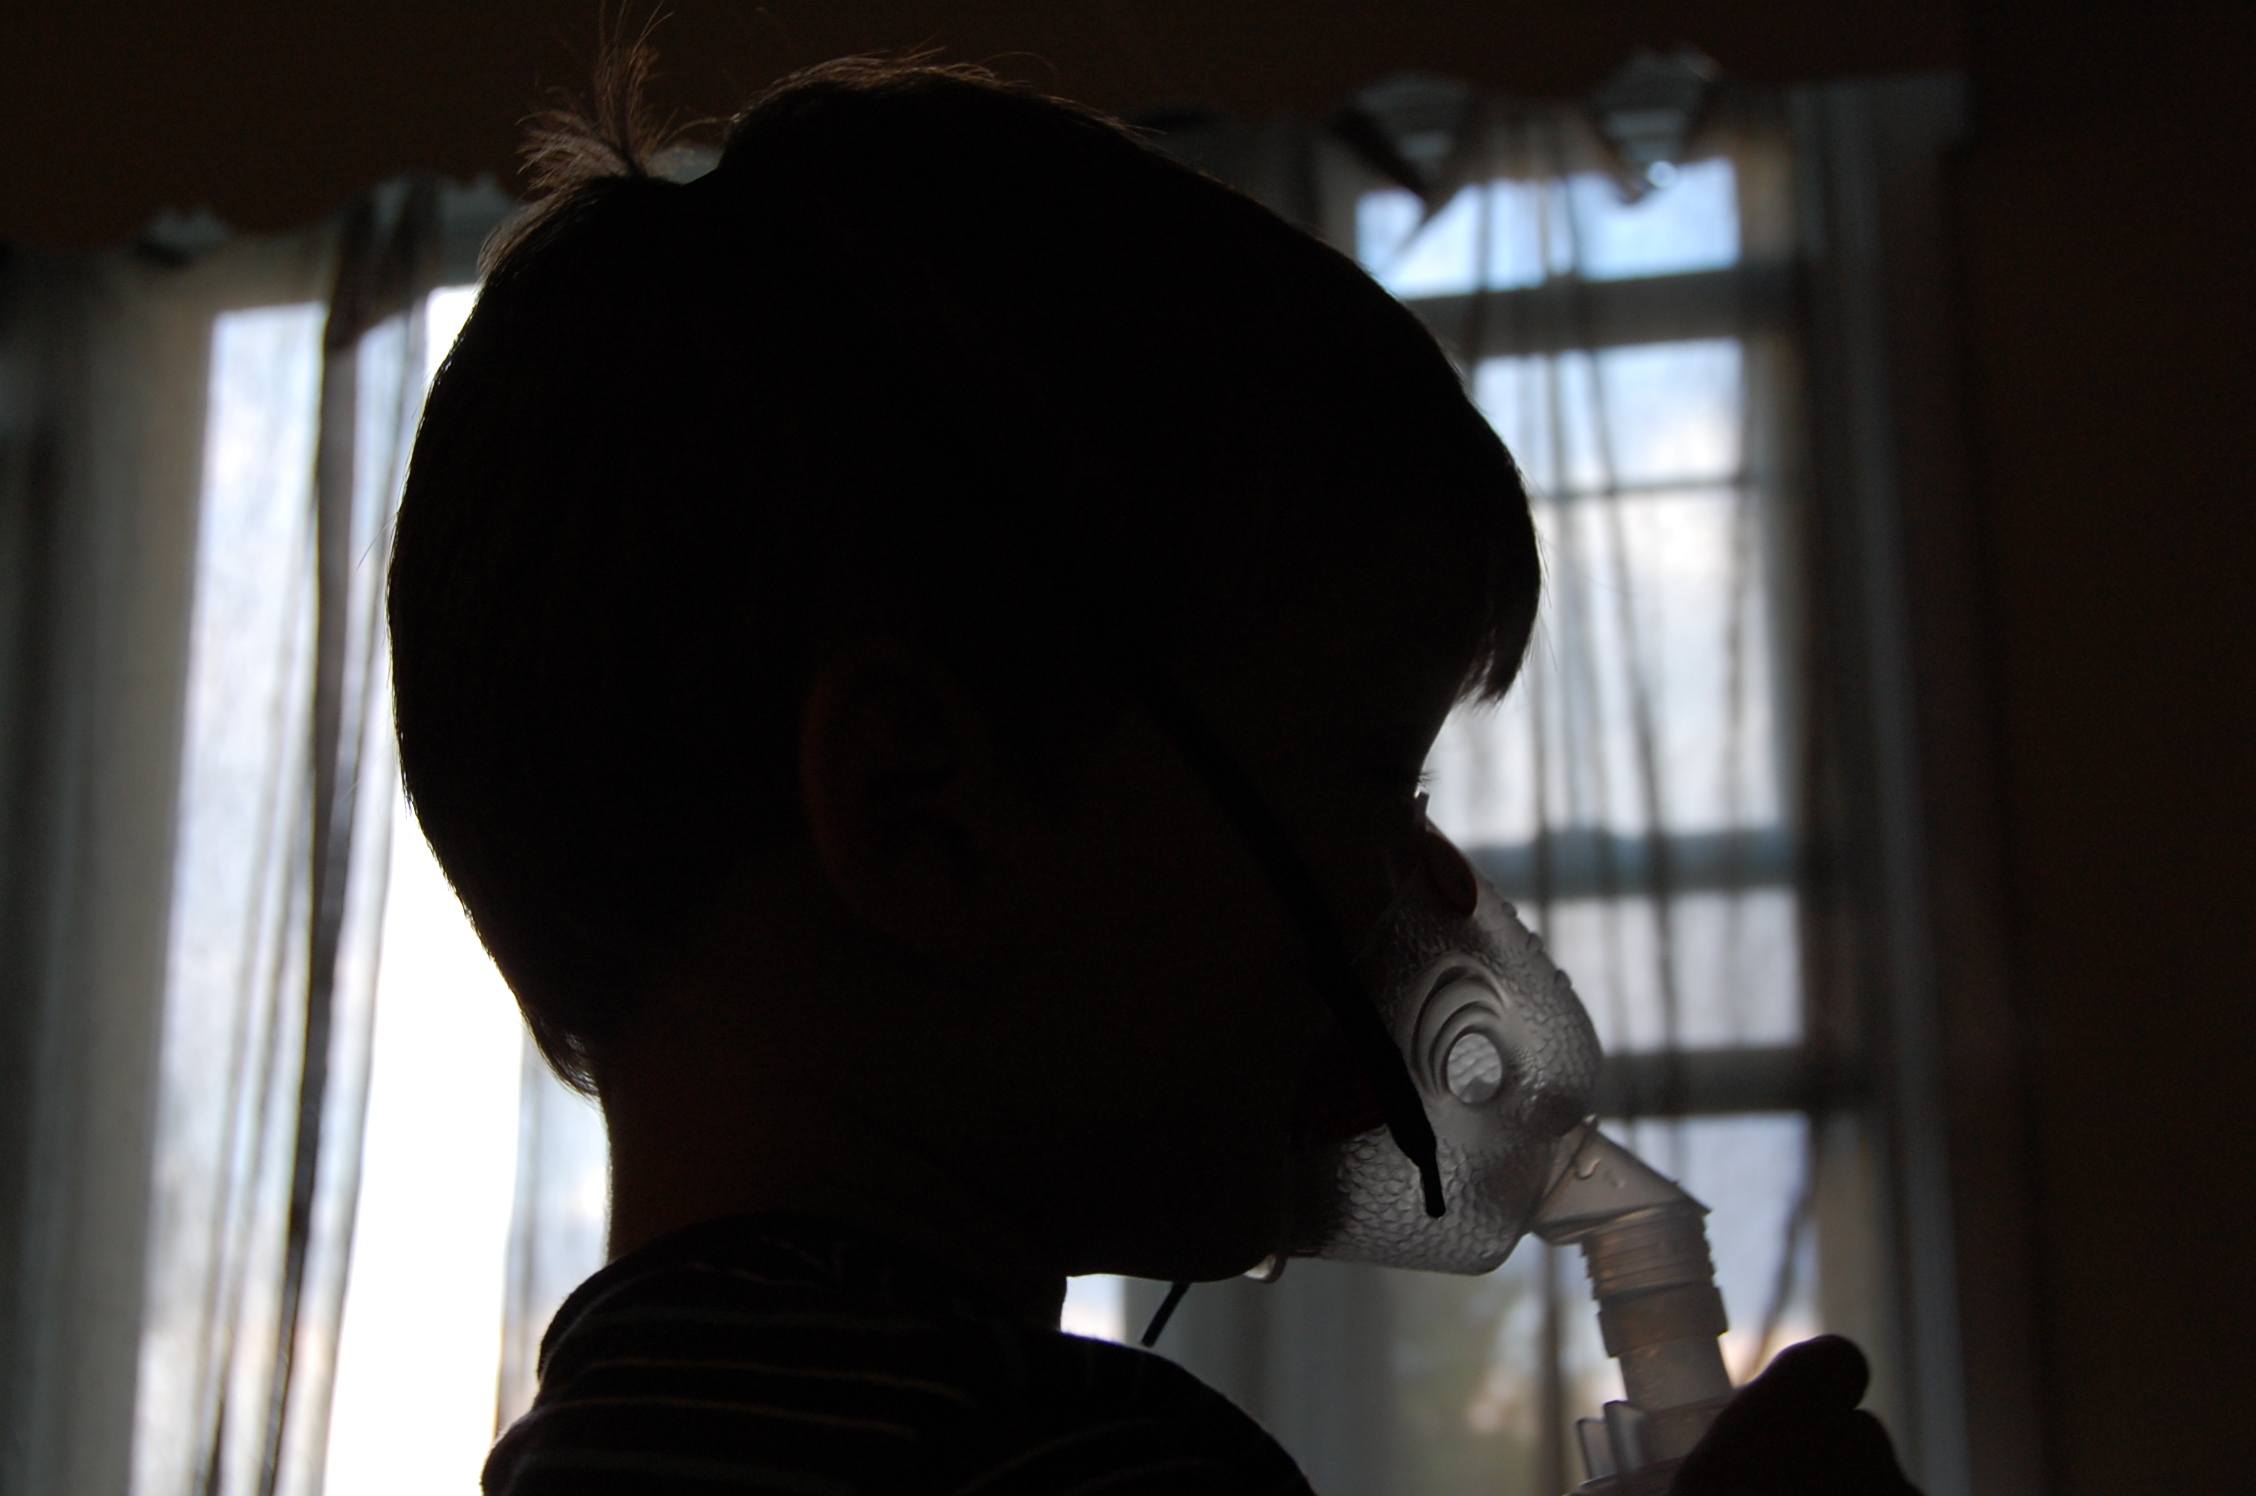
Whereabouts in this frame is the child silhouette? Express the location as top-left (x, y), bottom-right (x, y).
top-left (387, 40), bottom-right (1916, 1496)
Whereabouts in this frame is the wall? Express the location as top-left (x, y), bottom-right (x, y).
top-left (0, 0), bottom-right (1964, 248)
top-left (1945, 3), bottom-right (2256, 1491)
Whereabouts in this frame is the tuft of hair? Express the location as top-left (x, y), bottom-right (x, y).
top-left (480, 5), bottom-right (702, 278)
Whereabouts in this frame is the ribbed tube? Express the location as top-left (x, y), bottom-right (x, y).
top-left (1574, 1205), bottom-right (1733, 1460)
top-left (1579, 1206), bottom-right (1714, 1297)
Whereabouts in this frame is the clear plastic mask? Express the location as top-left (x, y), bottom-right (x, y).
top-left (1279, 847), bottom-right (1603, 1274)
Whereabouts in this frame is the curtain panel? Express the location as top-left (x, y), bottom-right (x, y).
top-left (1, 182), bottom-right (447, 1496)
top-left (1124, 73), bottom-right (1973, 1496)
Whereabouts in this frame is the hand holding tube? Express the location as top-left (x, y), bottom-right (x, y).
top-left (1670, 1336), bottom-right (1921, 1495)
top-left (1530, 1128), bottom-right (1918, 1495)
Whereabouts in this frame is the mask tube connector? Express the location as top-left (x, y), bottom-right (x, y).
top-left (1532, 1124), bottom-right (1734, 1495)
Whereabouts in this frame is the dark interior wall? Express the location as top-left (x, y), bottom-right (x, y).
top-left (1, 0), bottom-right (1966, 248)
top-left (1947, 4), bottom-right (2256, 1492)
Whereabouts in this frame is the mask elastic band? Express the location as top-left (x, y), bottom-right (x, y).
top-left (1139, 1279), bottom-right (1193, 1348)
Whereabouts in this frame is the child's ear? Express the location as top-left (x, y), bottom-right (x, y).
top-left (795, 636), bottom-right (1017, 963)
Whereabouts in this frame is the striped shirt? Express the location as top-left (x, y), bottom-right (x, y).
top-left (484, 1214), bottom-right (1318, 1495)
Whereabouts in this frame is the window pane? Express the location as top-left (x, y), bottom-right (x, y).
top-left (1062, 1275), bottom-right (1128, 1343)
top-left (494, 1055), bottom-right (612, 1428)
top-left (160, 304), bottom-right (323, 1024)
top-left (1358, 184), bottom-right (1490, 297)
top-left (1539, 485), bottom-right (1777, 836)
top-left (322, 283), bottom-right (530, 1496)
top-left (1387, 1240), bottom-right (1551, 1495)
top-left (1561, 158), bottom-right (1739, 282)
top-left (1424, 486), bottom-right (1781, 844)
top-left (322, 788), bottom-right (527, 1496)
top-left (1572, 340), bottom-right (1743, 489)
top-left (1474, 341), bottom-right (1744, 494)
top-left (138, 302), bottom-right (326, 1496)
top-left (427, 285), bottom-right (478, 362)
top-left (1537, 890), bottom-right (1801, 1052)
top-left (1356, 158), bottom-right (1739, 297)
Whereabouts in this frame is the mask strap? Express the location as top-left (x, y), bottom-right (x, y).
top-left (1139, 1279), bottom-right (1193, 1348)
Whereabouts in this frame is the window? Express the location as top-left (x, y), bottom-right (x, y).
top-left (315, 287), bottom-right (532, 1495)
top-left (1351, 153), bottom-right (1828, 1494)
top-left (139, 299), bottom-right (330, 1496)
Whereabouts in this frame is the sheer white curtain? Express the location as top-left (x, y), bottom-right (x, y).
top-left (1124, 70), bottom-right (1970, 1496)
top-left (138, 185), bottom-right (445, 1496)
top-left (0, 179), bottom-right (515, 1496)
top-left (1, 227), bottom-right (327, 1496)
top-left (125, 245), bottom-right (604, 1493)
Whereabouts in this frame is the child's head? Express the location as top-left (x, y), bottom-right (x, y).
top-left (387, 52), bottom-right (1540, 1280)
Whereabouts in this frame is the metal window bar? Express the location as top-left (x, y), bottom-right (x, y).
top-left (1391, 261), bottom-right (1794, 362)
top-left (1466, 830), bottom-right (1792, 900)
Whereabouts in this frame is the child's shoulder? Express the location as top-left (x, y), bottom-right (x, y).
top-left (489, 1218), bottom-right (1315, 1494)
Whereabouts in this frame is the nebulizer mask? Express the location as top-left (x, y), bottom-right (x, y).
top-left (1135, 680), bottom-right (1741, 1496)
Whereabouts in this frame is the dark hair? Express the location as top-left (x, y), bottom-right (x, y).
top-left (386, 39), bottom-right (1540, 1096)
